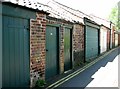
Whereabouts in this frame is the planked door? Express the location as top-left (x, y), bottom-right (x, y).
top-left (45, 26), bottom-right (59, 80)
top-left (64, 28), bottom-right (72, 71)
top-left (86, 26), bottom-right (99, 61)
top-left (3, 16), bottom-right (30, 87)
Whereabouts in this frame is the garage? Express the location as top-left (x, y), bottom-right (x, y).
top-left (45, 26), bottom-right (59, 80)
top-left (2, 3), bottom-right (36, 87)
top-left (64, 27), bottom-right (72, 71)
top-left (3, 16), bottom-right (30, 87)
top-left (84, 18), bottom-right (100, 61)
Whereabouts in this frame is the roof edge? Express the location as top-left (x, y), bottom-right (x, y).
top-left (2, 1), bottom-right (49, 15)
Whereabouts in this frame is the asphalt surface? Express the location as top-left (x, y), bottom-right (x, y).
top-left (86, 54), bottom-right (118, 87)
top-left (56, 47), bottom-right (120, 88)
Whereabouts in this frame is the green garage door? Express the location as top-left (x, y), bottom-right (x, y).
top-left (64, 28), bottom-right (72, 71)
top-left (45, 26), bottom-right (59, 80)
top-left (86, 26), bottom-right (99, 61)
top-left (3, 16), bottom-right (30, 87)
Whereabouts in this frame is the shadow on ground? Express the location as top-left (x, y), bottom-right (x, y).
top-left (56, 47), bottom-right (120, 88)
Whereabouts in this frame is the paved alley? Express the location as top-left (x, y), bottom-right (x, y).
top-left (86, 55), bottom-right (118, 87)
top-left (55, 47), bottom-right (120, 88)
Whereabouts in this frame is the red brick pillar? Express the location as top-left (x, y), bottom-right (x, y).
top-left (73, 24), bottom-right (84, 66)
top-left (59, 25), bottom-right (64, 73)
top-left (30, 12), bottom-right (46, 87)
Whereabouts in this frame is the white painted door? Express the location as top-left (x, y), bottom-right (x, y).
top-left (115, 34), bottom-right (118, 47)
top-left (100, 29), bottom-right (107, 53)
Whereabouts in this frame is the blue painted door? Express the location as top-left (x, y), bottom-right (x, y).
top-left (45, 26), bottom-right (59, 80)
top-left (2, 16), bottom-right (30, 87)
top-left (86, 26), bottom-right (99, 61)
top-left (64, 28), bottom-right (72, 71)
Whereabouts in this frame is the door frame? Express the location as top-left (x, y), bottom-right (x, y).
top-left (84, 18), bottom-right (100, 62)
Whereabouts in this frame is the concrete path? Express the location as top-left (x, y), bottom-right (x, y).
top-left (56, 47), bottom-right (120, 88)
top-left (86, 55), bottom-right (118, 87)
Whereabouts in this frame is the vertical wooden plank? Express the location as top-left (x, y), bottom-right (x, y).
top-left (2, 16), bottom-right (4, 88)
top-left (46, 26), bottom-right (58, 79)
top-left (7, 16), bottom-right (14, 87)
top-left (14, 17), bottom-right (20, 86)
top-left (9, 27), bottom-right (16, 87)
top-left (0, 2), bottom-right (3, 89)
top-left (19, 23), bottom-right (24, 86)
top-left (3, 16), bottom-right (11, 87)
top-left (0, 2), bottom-right (2, 88)
top-left (17, 18), bottom-right (23, 86)
top-left (46, 27), bottom-right (51, 79)
top-left (4, 27), bottom-right (9, 87)
top-left (23, 19), bottom-right (30, 86)
top-left (64, 28), bottom-right (71, 71)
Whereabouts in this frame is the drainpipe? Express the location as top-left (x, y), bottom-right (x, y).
top-left (98, 26), bottom-right (100, 55)
top-left (83, 17), bottom-right (86, 63)
top-left (110, 21), bottom-right (112, 49)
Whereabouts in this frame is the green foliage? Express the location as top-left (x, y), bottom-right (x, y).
top-left (35, 79), bottom-right (46, 87)
top-left (108, 4), bottom-right (118, 30)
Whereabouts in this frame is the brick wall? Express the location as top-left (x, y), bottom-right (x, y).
top-left (30, 12), bottom-right (46, 87)
top-left (112, 26), bottom-right (115, 48)
top-left (59, 25), bottom-right (64, 73)
top-left (107, 29), bottom-right (110, 50)
top-left (30, 15), bottom-right (85, 86)
top-left (73, 24), bottom-right (84, 67)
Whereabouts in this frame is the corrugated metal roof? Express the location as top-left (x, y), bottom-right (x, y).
top-left (90, 14), bottom-right (111, 28)
top-left (45, 0), bottom-right (93, 24)
top-left (2, 0), bottom-right (108, 25)
top-left (1, 0), bottom-right (93, 24)
top-left (1, 0), bottom-right (48, 12)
